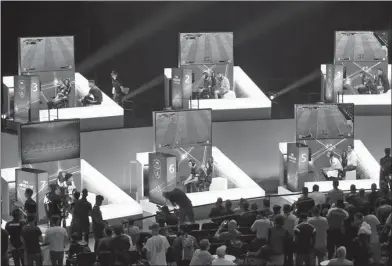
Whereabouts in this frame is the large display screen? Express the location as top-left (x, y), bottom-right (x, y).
top-left (296, 104), bottom-right (354, 140)
top-left (179, 32), bottom-right (233, 65)
top-left (19, 36), bottom-right (75, 73)
top-left (155, 109), bottom-right (212, 148)
top-left (339, 61), bottom-right (390, 95)
top-left (181, 63), bottom-right (235, 99)
top-left (19, 119), bottom-right (81, 164)
top-left (334, 31), bottom-right (388, 62)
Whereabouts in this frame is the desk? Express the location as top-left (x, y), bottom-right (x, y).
top-left (212, 254), bottom-right (236, 262)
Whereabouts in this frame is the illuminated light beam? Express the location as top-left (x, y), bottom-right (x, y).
top-left (272, 70), bottom-right (320, 100)
top-left (123, 74), bottom-right (164, 101)
top-left (78, 2), bottom-right (215, 74)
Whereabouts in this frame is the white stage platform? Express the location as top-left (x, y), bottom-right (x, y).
top-left (164, 66), bottom-right (271, 121)
top-left (135, 146), bottom-right (265, 216)
top-left (1, 159), bottom-right (143, 228)
top-left (321, 64), bottom-right (391, 116)
top-left (2, 73), bottom-right (124, 131)
top-left (278, 139), bottom-right (381, 204)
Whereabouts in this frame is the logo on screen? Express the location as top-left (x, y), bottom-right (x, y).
top-left (153, 159), bottom-right (161, 179)
top-left (288, 153), bottom-right (296, 163)
top-left (18, 81), bottom-right (26, 99)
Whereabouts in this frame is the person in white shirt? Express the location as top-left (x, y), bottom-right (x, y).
top-left (363, 210), bottom-right (381, 265)
top-left (308, 207), bottom-right (329, 264)
top-left (212, 245), bottom-right (236, 266)
top-left (251, 210), bottom-right (273, 245)
top-left (44, 216), bottom-right (68, 266)
top-left (344, 145), bottom-right (357, 172)
top-left (144, 223), bottom-right (170, 266)
top-left (323, 151), bottom-right (343, 179)
top-left (309, 185), bottom-right (327, 206)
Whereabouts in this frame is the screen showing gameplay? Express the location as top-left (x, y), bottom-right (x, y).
top-left (19, 36), bottom-right (75, 73)
top-left (339, 61), bottom-right (390, 95)
top-left (179, 32), bottom-right (233, 65)
top-left (155, 109), bottom-right (212, 149)
top-left (296, 104), bottom-right (354, 140)
top-left (334, 31), bottom-right (388, 62)
top-left (20, 119), bottom-right (81, 164)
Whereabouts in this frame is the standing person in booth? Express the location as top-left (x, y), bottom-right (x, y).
top-left (73, 189), bottom-right (92, 243)
top-left (163, 188), bottom-right (195, 224)
top-left (24, 188), bottom-right (37, 224)
top-left (214, 73), bottom-right (231, 99)
top-left (183, 160), bottom-right (201, 193)
top-left (111, 70), bottom-right (125, 107)
top-left (343, 145), bottom-right (358, 172)
top-left (44, 184), bottom-right (63, 227)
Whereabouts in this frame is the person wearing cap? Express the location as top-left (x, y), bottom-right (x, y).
top-left (212, 245), bottom-right (235, 266)
top-left (327, 246), bottom-right (353, 266)
top-left (215, 220), bottom-right (241, 242)
top-left (190, 239), bottom-right (214, 266)
top-left (144, 223), bottom-right (170, 266)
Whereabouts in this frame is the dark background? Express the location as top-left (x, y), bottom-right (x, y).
top-left (2, 1), bottom-right (391, 127)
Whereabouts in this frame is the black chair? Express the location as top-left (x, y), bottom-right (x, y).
top-left (76, 252), bottom-right (96, 266)
top-left (201, 222), bottom-right (219, 230)
top-left (186, 223), bottom-right (200, 231)
top-left (98, 251), bottom-right (113, 266)
top-left (209, 242), bottom-right (224, 255)
top-left (209, 229), bottom-right (218, 237)
top-left (240, 234), bottom-right (257, 244)
top-left (238, 227), bottom-right (253, 235)
top-left (129, 250), bottom-right (141, 265)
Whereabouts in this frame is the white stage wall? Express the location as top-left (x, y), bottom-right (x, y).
top-left (2, 116), bottom-right (391, 191)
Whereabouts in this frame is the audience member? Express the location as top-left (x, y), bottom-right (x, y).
top-left (97, 227), bottom-right (113, 254)
top-left (309, 184), bottom-right (326, 206)
top-left (70, 191), bottom-right (80, 236)
top-left (180, 225), bottom-right (198, 263)
top-left (346, 185), bottom-right (361, 210)
top-left (362, 209), bottom-right (381, 265)
top-left (352, 225), bottom-right (372, 266)
top-left (368, 183), bottom-right (381, 213)
top-left (233, 198), bottom-right (246, 214)
top-left (2, 228), bottom-right (9, 266)
top-left (308, 207), bottom-right (329, 265)
top-left (376, 198), bottom-right (392, 224)
top-left (92, 195), bottom-right (106, 252)
top-left (251, 210), bottom-right (272, 247)
top-left (163, 188), bottom-right (195, 224)
top-left (21, 215), bottom-right (43, 266)
top-left (238, 202), bottom-right (255, 227)
top-left (121, 219), bottom-right (134, 251)
top-left (215, 220), bottom-right (241, 242)
top-left (73, 188), bottom-right (92, 242)
top-left (212, 245), bottom-right (235, 266)
top-left (380, 148), bottom-right (392, 187)
top-left (267, 215), bottom-right (288, 266)
top-left (296, 187), bottom-right (315, 219)
top-left (190, 239), bottom-right (214, 266)
top-left (144, 223), bottom-right (170, 266)
top-left (127, 219), bottom-right (140, 247)
top-left (5, 209), bottom-right (26, 266)
top-left (110, 225), bottom-right (131, 266)
top-left (343, 204), bottom-right (358, 260)
top-left (282, 204), bottom-right (297, 266)
top-left (67, 233), bottom-right (84, 260)
top-left (261, 198), bottom-right (273, 217)
top-left (269, 205), bottom-right (282, 222)
top-left (45, 215), bottom-right (68, 266)
top-left (223, 200), bottom-right (235, 216)
top-left (326, 199), bottom-right (348, 259)
top-left (327, 246), bottom-right (353, 266)
top-left (24, 188), bottom-right (37, 224)
top-left (327, 180), bottom-right (345, 206)
top-left (294, 215), bottom-right (316, 266)
top-left (209, 198), bottom-right (224, 223)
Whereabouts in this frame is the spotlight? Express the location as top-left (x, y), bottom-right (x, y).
top-left (1, 114), bottom-right (6, 119)
top-left (181, 154), bottom-right (187, 160)
top-left (270, 95), bottom-right (275, 100)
